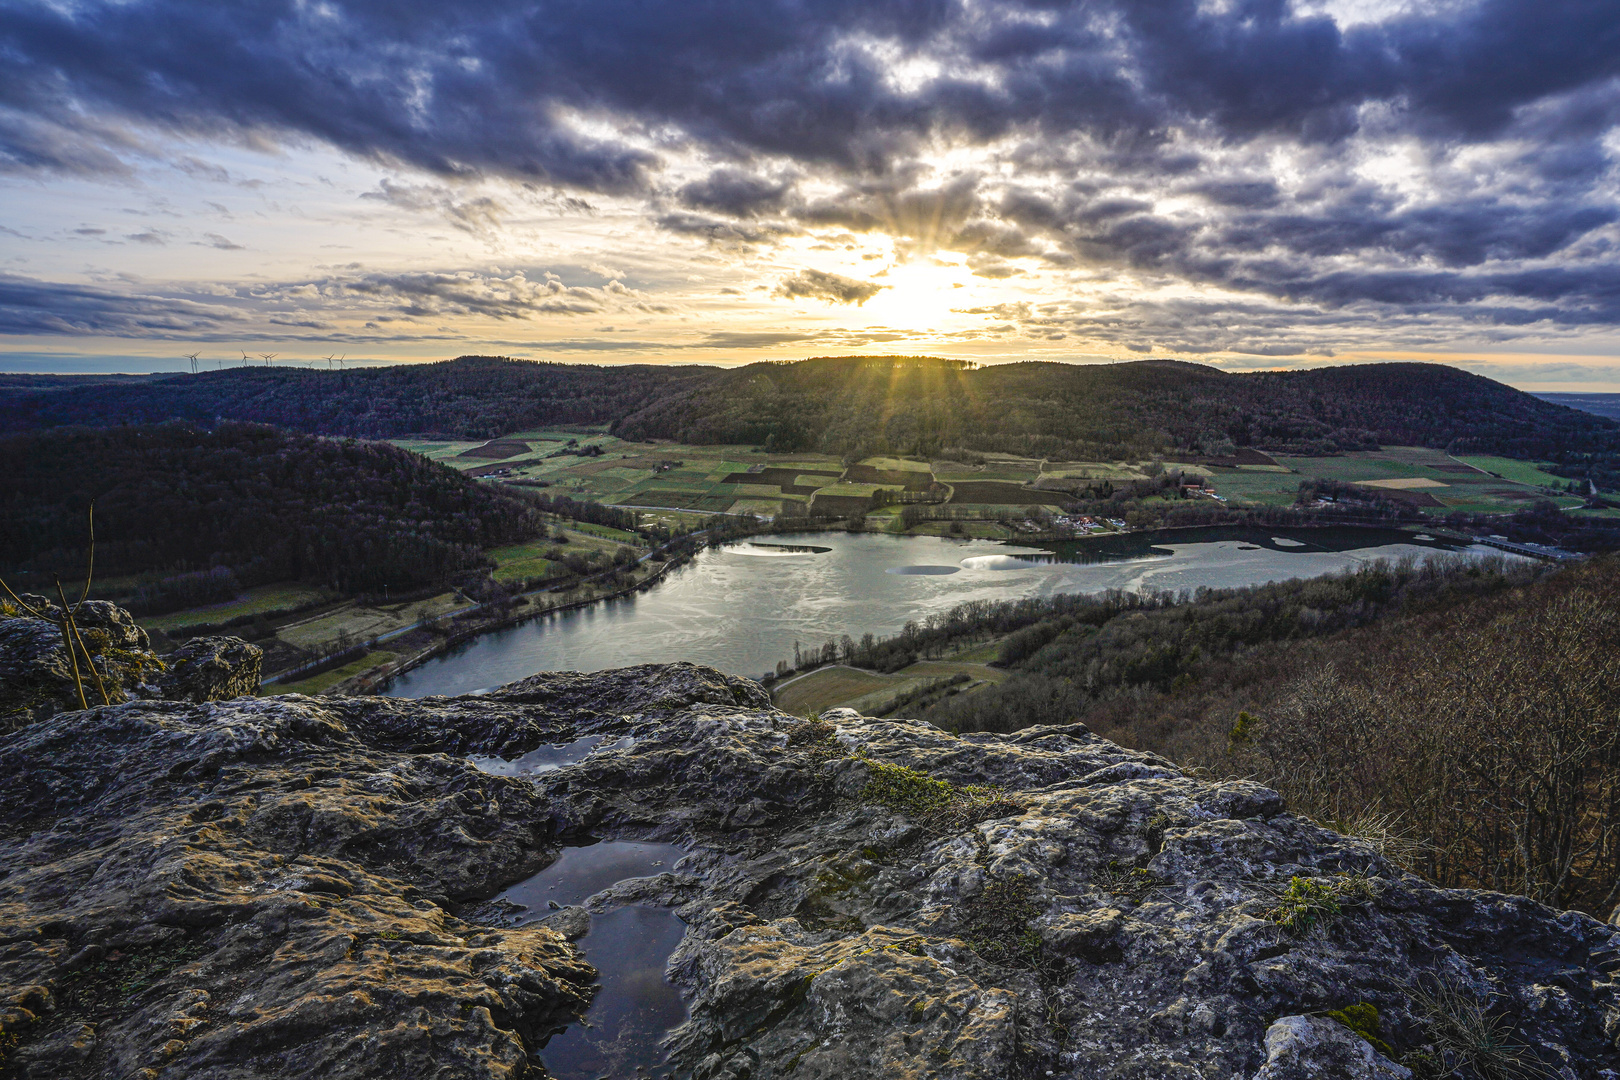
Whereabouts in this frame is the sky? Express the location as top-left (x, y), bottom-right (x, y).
top-left (1, 0), bottom-right (1619, 389)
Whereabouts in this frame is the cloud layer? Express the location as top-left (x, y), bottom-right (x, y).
top-left (1, 0), bottom-right (1618, 361)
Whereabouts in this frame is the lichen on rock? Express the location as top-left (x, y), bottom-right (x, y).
top-left (0, 662), bottom-right (1616, 1079)
top-left (0, 598), bottom-right (261, 732)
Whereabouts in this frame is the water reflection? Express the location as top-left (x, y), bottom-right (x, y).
top-left (470, 735), bottom-right (635, 777)
top-left (727, 541), bottom-right (831, 557)
top-left (959, 553), bottom-right (1053, 571)
top-left (387, 526), bottom-right (1502, 697)
top-left (499, 840), bottom-right (688, 909)
top-left (887, 564), bottom-right (961, 575)
top-left (499, 841), bottom-right (691, 1080)
top-left (543, 906), bottom-right (688, 1079)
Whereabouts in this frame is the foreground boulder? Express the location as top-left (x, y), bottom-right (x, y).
top-left (0, 662), bottom-right (1615, 1079)
top-left (0, 597), bottom-right (260, 731)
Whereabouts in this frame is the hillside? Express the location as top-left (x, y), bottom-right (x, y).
top-left (0, 423), bottom-right (543, 597)
top-left (4, 359), bottom-right (1616, 485)
top-left (617, 356), bottom-right (1620, 473)
top-left (0, 357), bottom-right (709, 440)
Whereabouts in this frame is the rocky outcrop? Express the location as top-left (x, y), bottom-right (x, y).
top-left (143, 636), bottom-right (263, 704)
top-left (1, 663), bottom-right (1616, 1079)
top-left (0, 598), bottom-right (260, 731)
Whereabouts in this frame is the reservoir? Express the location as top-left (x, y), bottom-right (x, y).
top-left (386, 526), bottom-right (1499, 698)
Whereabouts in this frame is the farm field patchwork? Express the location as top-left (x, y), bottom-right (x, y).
top-left (275, 592), bottom-right (471, 651)
top-left (1270, 447), bottom-right (1571, 514)
top-left (398, 431), bottom-right (1597, 526)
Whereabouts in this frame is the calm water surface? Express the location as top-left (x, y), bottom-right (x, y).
top-left (387, 526), bottom-right (1496, 697)
top-left (497, 841), bottom-right (691, 1079)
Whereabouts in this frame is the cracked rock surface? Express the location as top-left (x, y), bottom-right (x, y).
top-left (1, 663), bottom-right (1617, 1079)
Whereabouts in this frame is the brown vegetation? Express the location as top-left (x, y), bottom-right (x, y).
top-left (1220, 560), bottom-right (1620, 913)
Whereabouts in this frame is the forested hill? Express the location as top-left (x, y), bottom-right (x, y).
top-left (0, 356), bottom-right (708, 440)
top-left (615, 356), bottom-right (1620, 466)
top-left (2, 354), bottom-right (1615, 474)
top-left (0, 423), bottom-right (542, 595)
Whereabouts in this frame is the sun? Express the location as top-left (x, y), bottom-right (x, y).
top-left (860, 261), bottom-right (974, 332)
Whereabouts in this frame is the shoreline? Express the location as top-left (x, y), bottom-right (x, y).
top-left (316, 521), bottom-right (856, 696)
top-left (300, 518), bottom-right (1515, 699)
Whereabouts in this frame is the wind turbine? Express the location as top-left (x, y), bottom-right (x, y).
top-left (183, 352), bottom-right (200, 374)
top-left (259, 353), bottom-right (277, 368)
top-left (324, 353), bottom-right (337, 370)
top-left (239, 350), bottom-right (251, 367)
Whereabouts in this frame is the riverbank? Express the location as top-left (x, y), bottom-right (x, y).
top-left (357, 521), bottom-right (871, 695)
top-left (279, 550), bottom-right (693, 696)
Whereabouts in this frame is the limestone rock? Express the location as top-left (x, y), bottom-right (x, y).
top-left (0, 598), bottom-right (260, 731)
top-left (1, 664), bottom-right (1616, 1079)
top-left (1253, 1015), bottom-right (1412, 1080)
top-left (145, 635), bottom-right (262, 703)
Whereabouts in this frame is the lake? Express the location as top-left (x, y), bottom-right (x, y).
top-left (385, 525), bottom-right (1501, 698)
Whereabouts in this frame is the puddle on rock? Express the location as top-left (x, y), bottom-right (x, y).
top-left (471, 735), bottom-right (635, 777)
top-left (498, 840), bottom-right (691, 1079)
top-left (541, 906), bottom-right (689, 1078)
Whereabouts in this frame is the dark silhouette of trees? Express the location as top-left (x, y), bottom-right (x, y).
top-left (0, 422), bottom-right (544, 594)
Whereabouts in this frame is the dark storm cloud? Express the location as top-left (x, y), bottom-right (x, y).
top-left (677, 170), bottom-right (795, 218)
top-left (775, 269), bottom-right (886, 305)
top-left (0, 268), bottom-right (673, 338)
top-left (13, 0), bottom-right (1613, 184)
top-left (0, 273), bottom-right (236, 335)
top-left (2, 0), bottom-right (1618, 341)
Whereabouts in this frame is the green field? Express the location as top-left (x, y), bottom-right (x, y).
top-left (143, 582), bottom-right (333, 631)
top-left (391, 438), bottom-right (487, 461)
top-left (1264, 446), bottom-right (1575, 515)
top-left (399, 430), bottom-right (1598, 527)
top-left (276, 593), bottom-right (469, 650)
top-left (773, 667), bottom-right (900, 717)
top-left (277, 651), bottom-right (396, 695)
top-left (1206, 469), bottom-right (1301, 506)
top-left (565, 521), bottom-right (640, 542)
top-left (1035, 461), bottom-right (1147, 481)
top-left (489, 541), bottom-right (560, 585)
top-left (858, 456), bottom-right (932, 472)
top-left (772, 658), bottom-right (1007, 718)
top-left (1455, 456), bottom-right (1569, 488)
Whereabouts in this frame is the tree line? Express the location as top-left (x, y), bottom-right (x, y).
top-left (0, 422), bottom-right (545, 598)
top-left (4, 356), bottom-right (1616, 490)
